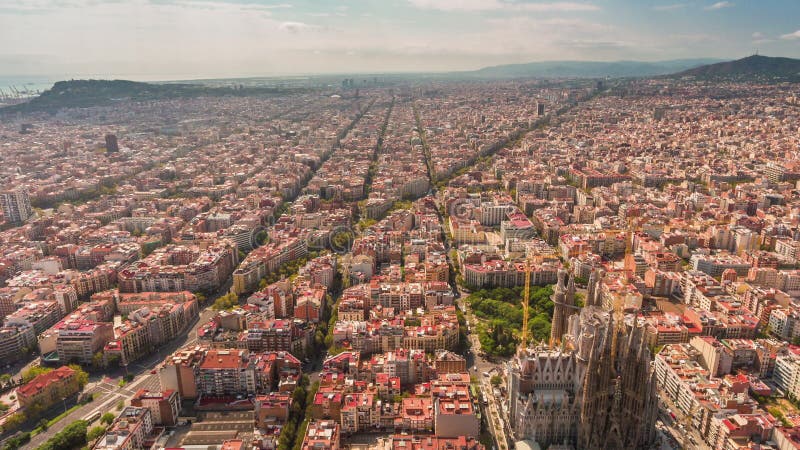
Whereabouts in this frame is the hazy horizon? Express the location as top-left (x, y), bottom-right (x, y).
top-left (0, 56), bottom-right (729, 81)
top-left (2, 0), bottom-right (800, 80)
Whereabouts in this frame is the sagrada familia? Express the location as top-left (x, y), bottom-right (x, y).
top-left (507, 268), bottom-right (659, 449)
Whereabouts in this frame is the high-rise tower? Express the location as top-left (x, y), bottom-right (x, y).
top-left (105, 133), bottom-right (119, 153)
top-left (0, 188), bottom-right (33, 224)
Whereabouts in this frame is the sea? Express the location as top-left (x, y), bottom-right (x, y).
top-left (0, 75), bottom-right (61, 97)
top-left (0, 73), bottom-right (317, 99)
top-left (0, 74), bottom-right (191, 98)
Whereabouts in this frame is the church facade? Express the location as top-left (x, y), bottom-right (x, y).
top-left (507, 269), bottom-right (658, 449)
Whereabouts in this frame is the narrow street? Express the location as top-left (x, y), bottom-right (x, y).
top-left (457, 291), bottom-right (511, 450)
top-left (657, 392), bottom-right (711, 450)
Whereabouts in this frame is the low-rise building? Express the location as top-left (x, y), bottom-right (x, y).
top-left (301, 421), bottom-right (340, 450)
top-left (16, 365), bottom-right (80, 412)
top-left (92, 406), bottom-right (154, 450)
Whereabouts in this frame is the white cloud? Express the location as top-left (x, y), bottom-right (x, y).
top-left (406, 0), bottom-right (599, 12)
top-left (278, 21), bottom-right (315, 33)
top-left (485, 16), bottom-right (612, 33)
top-left (751, 31), bottom-right (773, 44)
top-left (781, 30), bottom-right (800, 40)
top-left (653, 3), bottom-right (686, 11)
top-left (705, 1), bottom-right (733, 11)
top-left (0, 0), bottom-right (786, 78)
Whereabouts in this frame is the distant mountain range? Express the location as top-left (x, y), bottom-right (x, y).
top-left (673, 54), bottom-right (800, 81)
top-left (460, 58), bottom-right (724, 79)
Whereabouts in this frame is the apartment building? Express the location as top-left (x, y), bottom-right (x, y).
top-left (54, 318), bottom-right (114, 365)
top-left (130, 389), bottom-right (181, 426)
top-left (92, 407), bottom-right (154, 450)
top-left (16, 365), bottom-right (80, 411)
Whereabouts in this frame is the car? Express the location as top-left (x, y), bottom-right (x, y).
top-left (150, 369), bottom-right (157, 374)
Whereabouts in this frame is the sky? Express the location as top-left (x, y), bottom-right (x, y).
top-left (1, 0), bottom-right (799, 80)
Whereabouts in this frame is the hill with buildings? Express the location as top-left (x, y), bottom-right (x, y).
top-left (0, 79), bottom-right (301, 115)
top-left (673, 55), bottom-right (800, 81)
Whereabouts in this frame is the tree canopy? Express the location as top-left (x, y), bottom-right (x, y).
top-left (467, 285), bottom-right (554, 356)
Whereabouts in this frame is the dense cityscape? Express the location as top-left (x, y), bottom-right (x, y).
top-left (0, 63), bottom-right (799, 450)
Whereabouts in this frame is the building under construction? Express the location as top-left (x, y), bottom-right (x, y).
top-left (506, 268), bottom-right (659, 449)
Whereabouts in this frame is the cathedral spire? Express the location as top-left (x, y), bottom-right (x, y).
top-left (592, 268), bottom-right (605, 307)
top-left (550, 269), bottom-right (576, 347)
top-left (586, 269), bottom-right (597, 306)
top-left (556, 268), bottom-right (567, 293)
top-left (512, 303), bottom-right (658, 449)
top-left (566, 273), bottom-right (576, 305)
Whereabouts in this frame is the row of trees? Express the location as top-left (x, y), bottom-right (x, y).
top-left (34, 419), bottom-right (88, 450)
top-left (258, 251), bottom-right (322, 289)
top-left (276, 376), bottom-right (318, 450)
top-left (309, 293), bottom-right (334, 359)
top-left (212, 292), bottom-right (239, 311)
top-left (455, 309), bottom-right (470, 353)
top-left (1, 431), bottom-right (30, 450)
top-left (319, 270), bottom-right (348, 356)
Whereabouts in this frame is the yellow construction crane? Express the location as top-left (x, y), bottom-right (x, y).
top-left (625, 217), bottom-right (635, 256)
top-left (520, 259), bottom-right (532, 349)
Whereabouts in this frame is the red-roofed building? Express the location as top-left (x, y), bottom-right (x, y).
top-left (130, 389), bottom-right (181, 426)
top-left (198, 349), bottom-right (252, 397)
top-left (301, 420), bottom-right (340, 450)
top-left (434, 395), bottom-right (479, 438)
top-left (341, 392), bottom-right (378, 433)
top-left (774, 426), bottom-right (800, 449)
top-left (375, 373), bottom-right (401, 401)
top-left (159, 346), bottom-right (205, 399)
top-left (16, 365), bottom-right (80, 411)
top-left (54, 318), bottom-right (114, 365)
top-left (221, 440), bottom-right (244, 450)
top-left (401, 397), bottom-right (433, 432)
top-left (92, 406), bottom-right (154, 450)
top-left (246, 319), bottom-right (297, 353)
top-left (390, 434), bottom-right (485, 450)
top-left (709, 413), bottom-right (775, 450)
top-left (310, 387), bottom-right (343, 421)
top-left (294, 285), bottom-right (326, 323)
top-left (255, 392), bottom-right (291, 428)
